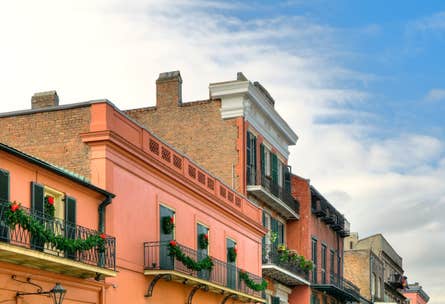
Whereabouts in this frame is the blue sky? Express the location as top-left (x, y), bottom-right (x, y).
top-left (0, 0), bottom-right (443, 302)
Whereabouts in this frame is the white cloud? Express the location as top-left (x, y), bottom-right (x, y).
top-left (0, 1), bottom-right (443, 303)
top-left (426, 89), bottom-right (445, 102)
top-left (413, 11), bottom-right (445, 31)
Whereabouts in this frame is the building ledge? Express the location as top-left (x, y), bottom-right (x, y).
top-left (247, 185), bottom-right (299, 220)
top-left (0, 242), bottom-right (117, 279)
top-left (262, 264), bottom-right (310, 286)
top-left (144, 270), bottom-right (266, 303)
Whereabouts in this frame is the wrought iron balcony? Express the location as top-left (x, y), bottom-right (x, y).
top-left (144, 241), bottom-right (265, 303)
top-left (322, 209), bottom-right (336, 225)
top-left (312, 198), bottom-right (327, 217)
top-left (311, 270), bottom-right (361, 302)
top-left (262, 243), bottom-right (310, 286)
top-left (0, 201), bottom-right (116, 278)
top-left (387, 273), bottom-right (407, 290)
top-left (339, 217), bottom-right (350, 237)
top-left (247, 175), bottom-right (300, 220)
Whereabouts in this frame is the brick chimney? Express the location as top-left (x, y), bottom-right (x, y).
top-left (156, 71), bottom-right (182, 108)
top-left (31, 91), bottom-right (59, 109)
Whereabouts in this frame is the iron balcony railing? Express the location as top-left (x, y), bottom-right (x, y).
top-left (312, 270), bottom-right (360, 299)
top-left (260, 176), bottom-right (300, 214)
top-left (144, 241), bottom-right (265, 299)
top-left (0, 201), bottom-right (116, 271)
top-left (262, 243), bottom-right (309, 280)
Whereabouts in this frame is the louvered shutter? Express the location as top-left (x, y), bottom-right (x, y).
top-left (30, 182), bottom-right (44, 250)
top-left (271, 153), bottom-right (278, 184)
top-left (0, 169), bottom-right (10, 241)
top-left (65, 196), bottom-right (77, 259)
top-left (260, 144), bottom-right (265, 177)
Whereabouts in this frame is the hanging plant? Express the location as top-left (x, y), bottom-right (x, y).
top-left (162, 216), bottom-right (175, 234)
top-left (239, 270), bottom-right (268, 291)
top-left (44, 195), bottom-right (55, 218)
top-left (168, 240), bottom-right (213, 271)
top-left (228, 246), bottom-right (237, 263)
top-left (198, 233), bottom-right (209, 249)
top-left (4, 201), bottom-right (106, 253)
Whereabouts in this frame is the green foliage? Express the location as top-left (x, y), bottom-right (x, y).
top-left (227, 247), bottom-right (237, 263)
top-left (162, 216), bottom-right (175, 234)
top-left (239, 270), bottom-right (267, 291)
top-left (198, 233), bottom-right (209, 249)
top-left (4, 202), bottom-right (105, 253)
top-left (276, 244), bottom-right (314, 272)
top-left (44, 196), bottom-right (55, 218)
top-left (168, 241), bottom-right (213, 271)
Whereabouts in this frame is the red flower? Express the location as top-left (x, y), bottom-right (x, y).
top-left (100, 233), bottom-right (106, 240)
top-left (170, 216), bottom-right (174, 224)
top-left (169, 240), bottom-right (177, 247)
top-left (234, 247), bottom-right (238, 254)
top-left (10, 203), bottom-right (19, 212)
top-left (204, 234), bottom-right (208, 239)
top-left (47, 196), bottom-right (54, 205)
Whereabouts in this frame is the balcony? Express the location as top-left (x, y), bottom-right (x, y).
top-left (247, 175), bottom-right (300, 220)
top-left (262, 243), bottom-right (310, 286)
top-left (339, 217), bottom-right (350, 237)
top-left (311, 270), bottom-right (361, 302)
top-left (312, 198), bottom-right (327, 217)
top-left (387, 273), bottom-right (407, 290)
top-left (0, 202), bottom-right (116, 278)
top-left (144, 241), bottom-right (265, 303)
top-left (322, 208), bottom-right (336, 225)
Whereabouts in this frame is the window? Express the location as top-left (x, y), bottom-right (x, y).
top-left (321, 244), bottom-right (327, 283)
top-left (246, 131), bottom-right (257, 185)
top-left (330, 249), bottom-right (335, 282)
top-left (371, 273), bottom-right (376, 297)
top-left (278, 162), bottom-right (283, 187)
top-left (377, 277), bottom-right (382, 298)
top-left (312, 238), bottom-right (318, 283)
top-left (271, 296), bottom-right (280, 304)
top-left (261, 145), bottom-right (271, 177)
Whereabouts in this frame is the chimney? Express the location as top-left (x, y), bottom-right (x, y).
top-left (31, 90), bottom-right (59, 109)
top-left (156, 71), bottom-right (182, 108)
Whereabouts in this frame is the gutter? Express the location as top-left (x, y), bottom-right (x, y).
top-left (98, 194), bottom-right (113, 233)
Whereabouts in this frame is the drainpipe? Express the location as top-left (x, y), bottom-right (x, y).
top-left (98, 195), bottom-right (113, 233)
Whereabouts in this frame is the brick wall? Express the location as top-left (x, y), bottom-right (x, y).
top-left (344, 250), bottom-right (371, 301)
top-left (125, 100), bottom-right (240, 190)
top-left (0, 106), bottom-right (91, 178)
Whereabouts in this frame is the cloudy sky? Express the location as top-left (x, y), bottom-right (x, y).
top-left (0, 0), bottom-right (444, 302)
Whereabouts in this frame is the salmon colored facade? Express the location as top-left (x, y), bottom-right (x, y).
top-left (0, 143), bottom-right (116, 303)
top-left (0, 96), bottom-right (266, 303)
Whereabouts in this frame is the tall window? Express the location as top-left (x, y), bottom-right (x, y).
top-left (312, 238), bottom-right (318, 283)
top-left (377, 277), bottom-right (382, 299)
top-left (371, 273), bottom-right (376, 298)
top-left (330, 249), bottom-right (335, 282)
top-left (321, 244), bottom-right (327, 283)
top-left (246, 131), bottom-right (257, 185)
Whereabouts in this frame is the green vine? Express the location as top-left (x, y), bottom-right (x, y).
top-left (168, 240), bottom-right (213, 271)
top-left (198, 233), bottom-right (209, 249)
top-left (4, 202), bottom-right (106, 253)
top-left (239, 270), bottom-right (268, 291)
top-left (162, 216), bottom-right (175, 234)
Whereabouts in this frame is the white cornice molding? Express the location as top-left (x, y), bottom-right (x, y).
top-left (210, 79), bottom-right (298, 158)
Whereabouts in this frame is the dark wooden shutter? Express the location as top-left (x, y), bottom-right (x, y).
top-left (260, 144), bottom-right (265, 177)
top-left (271, 153), bottom-right (278, 184)
top-left (30, 182), bottom-right (44, 250)
top-left (271, 218), bottom-right (278, 248)
top-left (246, 131), bottom-right (251, 185)
top-left (252, 135), bottom-right (257, 184)
top-left (65, 196), bottom-right (77, 258)
top-left (0, 169), bottom-right (10, 241)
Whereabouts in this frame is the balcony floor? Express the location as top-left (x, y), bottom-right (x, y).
top-left (144, 269), bottom-right (266, 303)
top-left (247, 185), bottom-right (299, 220)
top-left (262, 264), bottom-right (310, 286)
top-left (0, 242), bottom-right (117, 279)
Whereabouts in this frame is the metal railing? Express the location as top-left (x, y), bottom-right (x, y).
top-left (312, 270), bottom-right (360, 298)
top-left (260, 176), bottom-right (300, 214)
top-left (0, 201), bottom-right (116, 271)
top-left (262, 243), bottom-right (309, 280)
top-left (144, 241), bottom-right (265, 299)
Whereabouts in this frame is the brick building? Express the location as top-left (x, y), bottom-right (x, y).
top-left (291, 175), bottom-right (360, 304)
top-left (344, 233), bottom-right (407, 304)
top-left (402, 283), bottom-right (429, 304)
top-left (0, 93), bottom-right (266, 303)
top-left (125, 71), bottom-right (359, 304)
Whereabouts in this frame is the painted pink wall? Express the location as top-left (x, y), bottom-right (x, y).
top-left (84, 102), bottom-right (266, 304)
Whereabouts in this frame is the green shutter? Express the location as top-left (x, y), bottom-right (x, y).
top-left (260, 144), bottom-right (265, 176)
top-left (272, 296), bottom-right (281, 304)
top-left (0, 169), bottom-right (10, 241)
top-left (30, 182), bottom-right (45, 250)
top-left (252, 136), bottom-right (257, 183)
top-left (271, 154), bottom-right (278, 184)
top-left (271, 218), bottom-right (278, 247)
top-left (65, 196), bottom-right (77, 259)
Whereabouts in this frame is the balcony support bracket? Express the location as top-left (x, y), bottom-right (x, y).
top-left (144, 274), bottom-right (171, 297)
top-left (187, 284), bottom-right (209, 304)
top-left (221, 293), bottom-right (238, 304)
